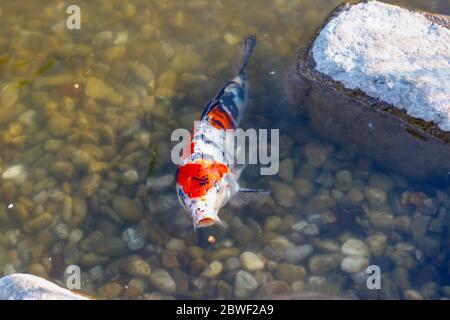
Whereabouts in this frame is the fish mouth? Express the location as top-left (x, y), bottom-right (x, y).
top-left (196, 217), bottom-right (216, 228)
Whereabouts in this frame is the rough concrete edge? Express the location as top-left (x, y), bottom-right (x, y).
top-left (294, 0), bottom-right (450, 144)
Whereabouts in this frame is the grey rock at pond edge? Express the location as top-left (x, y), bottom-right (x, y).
top-left (0, 274), bottom-right (88, 300)
top-left (287, 0), bottom-right (450, 180)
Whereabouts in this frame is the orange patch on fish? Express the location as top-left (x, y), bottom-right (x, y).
top-left (177, 159), bottom-right (229, 198)
top-left (207, 106), bottom-right (235, 130)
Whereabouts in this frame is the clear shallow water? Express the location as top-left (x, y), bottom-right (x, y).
top-left (0, 0), bottom-right (449, 300)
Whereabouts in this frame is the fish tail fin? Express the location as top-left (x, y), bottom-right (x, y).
top-left (232, 35), bottom-right (256, 75)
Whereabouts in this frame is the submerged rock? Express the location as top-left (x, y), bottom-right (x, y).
top-left (0, 274), bottom-right (88, 300)
top-left (234, 270), bottom-right (258, 299)
top-left (288, 0), bottom-right (450, 180)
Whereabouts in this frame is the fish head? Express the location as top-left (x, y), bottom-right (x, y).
top-left (177, 180), bottom-right (225, 229)
top-left (176, 160), bottom-right (232, 229)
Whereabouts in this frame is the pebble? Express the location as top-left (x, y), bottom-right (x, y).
top-left (340, 255), bottom-right (369, 274)
top-left (284, 245), bottom-right (313, 264)
top-left (25, 212), bottom-right (53, 231)
top-left (278, 158), bottom-right (294, 182)
top-left (369, 211), bottom-right (396, 230)
top-left (112, 195), bottom-right (144, 222)
top-left (258, 280), bottom-right (291, 297)
top-left (270, 181), bottom-right (297, 208)
top-left (166, 238), bottom-right (186, 252)
top-left (364, 187), bottom-right (387, 209)
top-left (98, 282), bottom-right (124, 299)
top-left (205, 247), bottom-right (240, 261)
top-left (128, 278), bottom-right (149, 294)
top-left (71, 150), bottom-right (93, 169)
top-left (240, 251), bottom-right (265, 272)
top-left (85, 77), bottom-right (124, 105)
top-left (122, 170), bottom-right (139, 185)
top-left (293, 179), bottom-right (315, 198)
top-left (341, 239), bottom-right (370, 258)
top-left (80, 174), bottom-right (101, 198)
top-left (146, 175), bottom-right (175, 191)
top-left (291, 220), bottom-right (319, 236)
top-left (149, 269), bottom-right (176, 295)
top-left (122, 228), bottom-right (145, 251)
top-left (3, 263), bottom-right (16, 275)
top-left (264, 216), bottom-right (282, 231)
top-left (51, 161), bottom-right (75, 179)
top-left (308, 254), bottom-right (341, 275)
top-left (53, 223), bottom-right (69, 240)
top-left (343, 188), bottom-right (365, 204)
top-left (230, 217), bottom-right (255, 244)
top-left (403, 289), bottom-right (423, 300)
top-left (125, 255), bottom-right (151, 277)
top-left (68, 229), bottom-right (83, 244)
top-left (93, 237), bottom-right (128, 257)
top-left (201, 260), bottom-right (223, 279)
top-left (234, 270), bottom-right (258, 299)
top-left (89, 265), bottom-right (105, 282)
top-left (305, 194), bottom-right (336, 214)
top-left (365, 234), bottom-right (387, 258)
top-left (304, 142), bottom-right (332, 167)
top-left (275, 263), bottom-right (306, 282)
top-left (2, 165), bottom-right (27, 184)
top-left (335, 170), bottom-right (353, 191)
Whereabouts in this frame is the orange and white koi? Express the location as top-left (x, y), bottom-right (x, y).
top-left (176, 36), bottom-right (268, 229)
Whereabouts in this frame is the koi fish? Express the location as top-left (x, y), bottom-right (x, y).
top-left (176, 35), bottom-right (269, 230)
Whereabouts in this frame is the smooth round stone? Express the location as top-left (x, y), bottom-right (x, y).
top-left (305, 142), bottom-right (331, 167)
top-left (341, 239), bottom-right (370, 258)
top-left (284, 245), bottom-right (314, 264)
top-left (89, 265), bottom-right (105, 282)
top-left (340, 255), bottom-right (369, 274)
top-left (369, 211), bottom-right (396, 230)
top-left (365, 234), bottom-right (387, 258)
top-left (201, 260), bottom-right (223, 279)
top-left (364, 187), bottom-right (387, 209)
top-left (271, 181), bottom-right (297, 208)
top-left (294, 179), bottom-right (315, 198)
top-left (98, 282), bottom-right (124, 298)
top-left (2, 263), bottom-right (16, 275)
top-left (68, 229), bottom-right (83, 244)
top-left (308, 254), bottom-right (341, 275)
top-left (351, 270), bottom-right (369, 284)
top-left (53, 223), bottom-right (69, 240)
top-left (403, 289), bottom-right (423, 300)
top-left (234, 270), bottom-right (258, 299)
top-left (335, 170), bottom-right (353, 191)
top-left (278, 158), bottom-right (294, 182)
top-left (291, 220), bottom-right (319, 236)
top-left (343, 188), bottom-right (365, 204)
top-left (240, 251), bottom-right (265, 272)
top-left (125, 255), bottom-right (151, 277)
top-left (166, 238), bottom-right (186, 252)
top-left (112, 195), bottom-right (144, 222)
top-left (275, 263), bottom-right (306, 281)
top-left (149, 269), bottom-right (176, 295)
top-left (2, 165), bottom-right (27, 184)
top-left (122, 170), bottom-right (139, 185)
top-left (122, 228), bottom-right (145, 251)
top-left (264, 216), bottom-right (282, 231)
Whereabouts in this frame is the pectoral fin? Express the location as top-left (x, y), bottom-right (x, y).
top-left (229, 188), bottom-right (271, 208)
